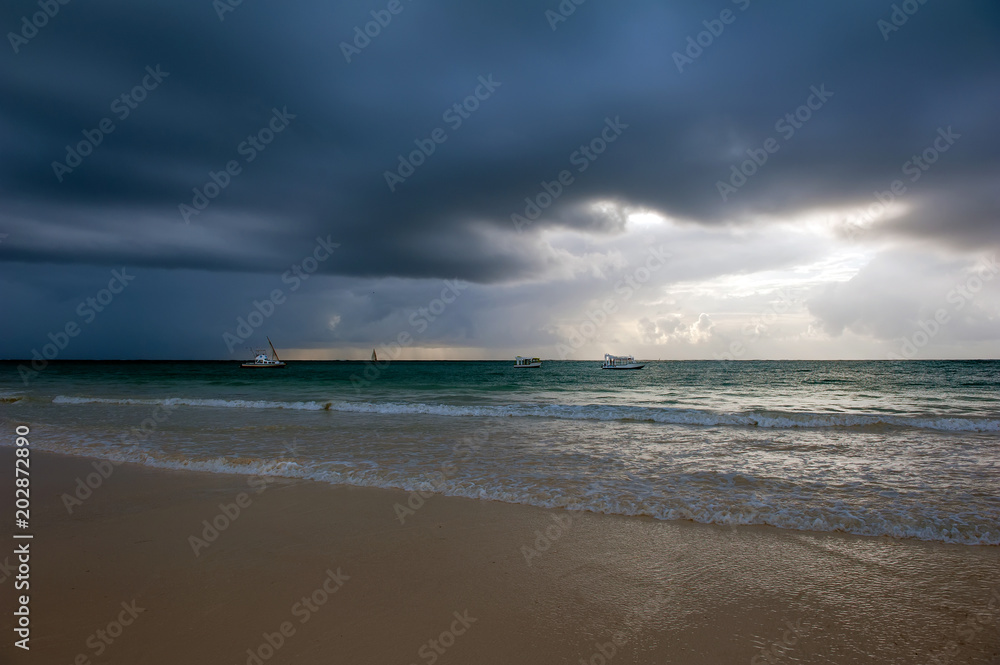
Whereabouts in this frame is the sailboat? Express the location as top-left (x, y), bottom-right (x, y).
top-left (241, 337), bottom-right (287, 368)
top-left (371, 348), bottom-right (378, 363)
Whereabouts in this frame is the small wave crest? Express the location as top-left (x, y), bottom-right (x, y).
top-left (51, 395), bottom-right (1000, 432)
top-left (0, 390), bottom-right (25, 404)
top-left (28, 441), bottom-right (1000, 546)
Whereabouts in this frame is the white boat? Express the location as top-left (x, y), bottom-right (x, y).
top-left (601, 353), bottom-right (644, 370)
top-left (241, 337), bottom-right (287, 368)
top-left (514, 356), bottom-right (542, 368)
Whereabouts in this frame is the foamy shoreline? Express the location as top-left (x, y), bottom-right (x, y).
top-left (49, 393), bottom-right (1000, 431)
top-left (9, 450), bottom-right (999, 664)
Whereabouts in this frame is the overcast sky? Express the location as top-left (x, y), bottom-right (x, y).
top-left (1, 0), bottom-right (998, 360)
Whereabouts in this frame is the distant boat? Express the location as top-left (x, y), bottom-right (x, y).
top-left (514, 356), bottom-right (542, 368)
top-left (372, 348), bottom-right (378, 363)
top-left (241, 337), bottom-right (286, 368)
top-left (601, 353), bottom-right (644, 370)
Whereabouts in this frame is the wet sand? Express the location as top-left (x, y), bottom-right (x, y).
top-left (2, 450), bottom-right (998, 664)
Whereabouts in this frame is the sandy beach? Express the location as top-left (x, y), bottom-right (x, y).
top-left (0, 450), bottom-right (996, 664)
top-left (3, 0), bottom-right (1000, 659)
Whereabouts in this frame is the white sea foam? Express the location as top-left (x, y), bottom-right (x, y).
top-left (31, 438), bottom-right (1000, 545)
top-left (52, 395), bottom-right (330, 411)
top-left (24, 364), bottom-right (1000, 549)
top-left (23, 438), bottom-right (1000, 546)
top-left (51, 395), bottom-right (1000, 432)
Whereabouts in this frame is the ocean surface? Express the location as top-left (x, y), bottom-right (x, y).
top-left (2, 360), bottom-right (998, 545)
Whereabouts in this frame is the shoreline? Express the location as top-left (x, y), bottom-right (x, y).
top-left (3, 450), bottom-right (999, 664)
top-left (32, 440), bottom-right (1000, 547)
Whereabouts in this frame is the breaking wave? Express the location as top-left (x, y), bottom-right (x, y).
top-left (28, 441), bottom-right (1000, 546)
top-left (52, 395), bottom-right (1000, 432)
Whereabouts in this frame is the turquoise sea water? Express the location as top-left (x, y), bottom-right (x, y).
top-left (2, 360), bottom-right (998, 544)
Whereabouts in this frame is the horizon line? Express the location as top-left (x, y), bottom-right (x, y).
top-left (2, 358), bottom-right (998, 363)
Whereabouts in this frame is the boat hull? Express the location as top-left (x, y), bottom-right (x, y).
top-left (240, 362), bottom-right (286, 368)
top-left (601, 364), bottom-right (644, 370)
top-left (513, 363), bottom-right (542, 368)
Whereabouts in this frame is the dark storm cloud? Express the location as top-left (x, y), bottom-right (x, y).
top-left (1, 0), bottom-right (999, 285)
